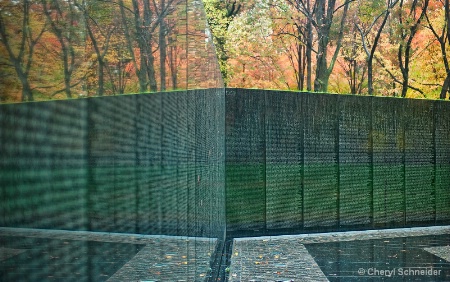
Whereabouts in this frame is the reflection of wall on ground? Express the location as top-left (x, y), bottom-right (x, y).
top-left (0, 89), bottom-right (226, 240)
top-left (225, 89), bottom-right (450, 234)
top-left (0, 227), bottom-right (216, 281)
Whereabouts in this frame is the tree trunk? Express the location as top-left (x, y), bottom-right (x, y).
top-left (63, 49), bottom-right (73, 98)
top-left (357, 16), bottom-right (377, 94)
top-left (368, 7), bottom-right (391, 95)
top-left (17, 68), bottom-right (33, 102)
top-left (120, 0), bottom-right (144, 92)
top-left (168, 42), bottom-right (178, 89)
top-left (0, 0), bottom-right (39, 102)
top-left (130, 0), bottom-right (159, 92)
top-left (15, 56), bottom-right (33, 101)
top-left (301, 44), bottom-right (306, 90)
top-left (97, 61), bottom-right (105, 96)
top-left (297, 43), bottom-right (305, 91)
top-left (367, 59), bottom-right (373, 95)
top-left (400, 65), bottom-right (409, 97)
top-left (159, 15), bottom-right (167, 91)
top-left (313, 0), bottom-right (348, 93)
top-left (441, 0), bottom-right (450, 99)
top-left (82, 3), bottom-right (105, 96)
top-left (306, 0), bottom-right (313, 91)
top-left (138, 45), bottom-right (149, 92)
top-left (64, 67), bottom-right (73, 98)
top-left (146, 50), bottom-right (158, 92)
top-left (132, 0), bottom-right (149, 92)
top-left (398, 38), bottom-right (411, 98)
top-left (313, 0), bottom-right (331, 92)
top-left (143, 0), bottom-right (157, 92)
top-left (440, 74), bottom-right (450, 99)
top-left (398, 0), bottom-right (429, 97)
top-left (42, 0), bottom-right (76, 99)
top-left (314, 50), bottom-right (329, 92)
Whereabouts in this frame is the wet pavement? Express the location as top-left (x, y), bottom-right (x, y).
top-left (1, 226), bottom-right (450, 281)
top-left (229, 226), bottom-right (450, 282)
top-left (0, 227), bottom-right (216, 282)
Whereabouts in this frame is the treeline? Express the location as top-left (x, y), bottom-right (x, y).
top-left (204, 0), bottom-right (450, 99)
top-left (0, 0), bottom-right (221, 102)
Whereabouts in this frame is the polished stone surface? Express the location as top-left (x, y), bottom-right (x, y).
top-left (229, 226), bottom-right (450, 282)
top-left (424, 246), bottom-right (450, 265)
top-left (0, 228), bottom-right (216, 282)
top-left (1, 226), bottom-right (449, 281)
top-left (229, 241), bottom-right (327, 281)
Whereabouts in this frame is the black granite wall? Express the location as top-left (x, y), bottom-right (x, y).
top-left (225, 89), bottom-right (450, 234)
top-left (1, 88), bottom-right (448, 238)
top-left (0, 89), bottom-right (226, 239)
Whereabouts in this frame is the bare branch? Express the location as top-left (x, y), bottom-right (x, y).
top-left (334, 0), bottom-right (357, 13)
top-left (375, 56), bottom-right (424, 95)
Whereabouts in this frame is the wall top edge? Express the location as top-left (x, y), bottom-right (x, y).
top-left (0, 88), bottom-right (227, 106)
top-left (225, 88), bottom-right (450, 103)
top-left (2, 87), bottom-right (450, 105)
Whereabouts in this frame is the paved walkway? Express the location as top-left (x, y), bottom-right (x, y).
top-left (107, 239), bottom-right (214, 281)
top-left (0, 248), bottom-right (25, 262)
top-left (424, 246), bottom-right (450, 264)
top-left (1, 226), bottom-right (450, 281)
top-left (229, 226), bottom-right (450, 281)
top-left (0, 227), bottom-right (216, 282)
top-left (230, 240), bottom-right (327, 281)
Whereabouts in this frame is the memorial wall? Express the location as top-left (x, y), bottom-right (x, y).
top-left (0, 89), bottom-right (226, 239)
top-left (1, 87), bottom-right (449, 238)
top-left (225, 88), bottom-right (450, 234)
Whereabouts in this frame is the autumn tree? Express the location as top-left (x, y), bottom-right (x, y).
top-left (395, 0), bottom-right (429, 97)
top-left (275, 0), bottom-right (313, 90)
top-left (118, 0), bottom-right (183, 92)
top-left (0, 0), bottom-right (46, 101)
top-left (339, 21), bottom-right (367, 94)
top-left (314, 0), bottom-right (351, 92)
top-left (204, 0), bottom-right (243, 85)
top-left (153, 0), bottom-right (182, 91)
top-left (225, 1), bottom-right (289, 88)
top-left (117, 0), bottom-right (157, 92)
top-left (108, 14), bottom-right (134, 94)
top-left (425, 0), bottom-right (450, 99)
top-left (355, 0), bottom-right (399, 95)
top-left (285, 0), bottom-right (316, 91)
top-left (158, 0), bottom-right (168, 91)
top-left (166, 14), bottom-right (184, 89)
top-left (75, 0), bottom-right (134, 96)
top-left (41, 0), bottom-right (84, 98)
top-left (276, 17), bottom-right (309, 90)
top-left (286, 0), bottom-right (351, 92)
top-left (74, 0), bottom-right (115, 96)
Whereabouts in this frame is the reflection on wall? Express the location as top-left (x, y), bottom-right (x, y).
top-left (0, 89), bottom-right (226, 239)
top-left (225, 89), bottom-right (450, 234)
top-left (0, 89), bottom-right (226, 281)
top-left (0, 0), bottom-right (223, 103)
top-left (0, 1), bottom-right (226, 280)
